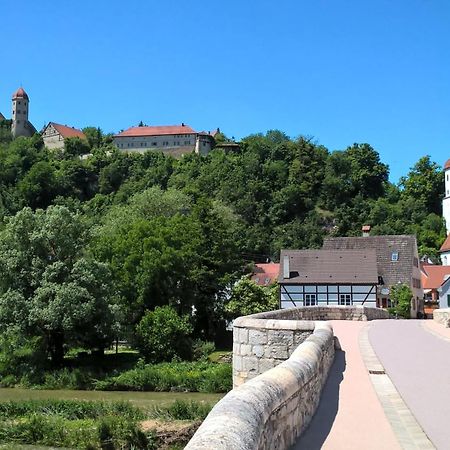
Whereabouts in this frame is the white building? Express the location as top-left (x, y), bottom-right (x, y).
top-left (41, 122), bottom-right (87, 150)
top-left (113, 124), bottom-right (215, 157)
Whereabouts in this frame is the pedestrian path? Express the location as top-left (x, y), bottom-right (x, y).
top-left (293, 321), bottom-right (400, 449)
top-left (369, 320), bottom-right (450, 450)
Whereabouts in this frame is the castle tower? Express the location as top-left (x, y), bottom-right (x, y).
top-left (11, 87), bottom-right (30, 138)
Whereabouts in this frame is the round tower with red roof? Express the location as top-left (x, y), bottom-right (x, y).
top-left (11, 87), bottom-right (32, 138)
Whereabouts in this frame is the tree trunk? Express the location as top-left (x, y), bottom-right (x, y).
top-left (48, 331), bottom-right (64, 367)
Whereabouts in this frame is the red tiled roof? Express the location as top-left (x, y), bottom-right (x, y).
top-left (445, 159), bottom-right (450, 170)
top-left (12, 87), bottom-right (29, 100)
top-left (50, 122), bottom-right (86, 139)
top-left (439, 234), bottom-right (450, 252)
top-left (251, 263), bottom-right (280, 286)
top-left (115, 124), bottom-right (196, 138)
top-left (421, 264), bottom-right (450, 289)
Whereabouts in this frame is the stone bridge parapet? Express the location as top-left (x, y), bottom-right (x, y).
top-left (186, 306), bottom-right (390, 450)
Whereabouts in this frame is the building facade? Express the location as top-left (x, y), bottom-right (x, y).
top-left (443, 159), bottom-right (450, 236)
top-left (279, 249), bottom-right (379, 309)
top-left (113, 124), bottom-right (215, 156)
top-left (323, 234), bottom-right (423, 317)
top-left (41, 122), bottom-right (86, 150)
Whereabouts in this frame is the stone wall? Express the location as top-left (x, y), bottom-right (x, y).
top-left (433, 308), bottom-right (450, 327)
top-left (233, 305), bottom-right (389, 386)
top-left (185, 322), bottom-right (334, 450)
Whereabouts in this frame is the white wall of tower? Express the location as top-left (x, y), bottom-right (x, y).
top-left (443, 167), bottom-right (450, 235)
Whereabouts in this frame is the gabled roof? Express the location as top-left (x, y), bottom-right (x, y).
top-left (44, 122), bottom-right (86, 140)
top-left (278, 249), bottom-right (378, 285)
top-left (0, 112), bottom-right (5, 121)
top-left (251, 263), bottom-right (280, 286)
top-left (439, 234), bottom-right (450, 252)
top-left (115, 124), bottom-right (196, 138)
top-left (421, 264), bottom-right (450, 289)
top-left (323, 235), bottom-right (418, 287)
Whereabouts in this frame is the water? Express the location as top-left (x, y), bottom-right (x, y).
top-left (0, 388), bottom-right (223, 409)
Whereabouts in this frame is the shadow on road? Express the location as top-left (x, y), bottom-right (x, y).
top-left (291, 349), bottom-right (346, 450)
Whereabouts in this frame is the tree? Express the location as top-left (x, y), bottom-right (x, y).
top-left (64, 137), bottom-right (91, 157)
top-left (0, 206), bottom-right (114, 365)
top-left (135, 306), bottom-right (193, 363)
top-left (400, 156), bottom-right (443, 215)
top-left (390, 284), bottom-right (412, 319)
top-left (225, 277), bottom-right (278, 318)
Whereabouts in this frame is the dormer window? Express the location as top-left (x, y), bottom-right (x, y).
top-left (391, 252), bottom-right (399, 262)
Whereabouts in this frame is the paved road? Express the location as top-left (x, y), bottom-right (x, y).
top-left (369, 320), bottom-right (450, 450)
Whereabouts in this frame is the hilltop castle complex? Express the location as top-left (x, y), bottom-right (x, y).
top-left (1, 87), bottom-right (217, 156)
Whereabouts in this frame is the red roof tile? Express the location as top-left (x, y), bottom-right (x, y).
top-left (115, 124), bottom-right (196, 138)
top-left (440, 234), bottom-right (450, 252)
top-left (50, 122), bottom-right (86, 139)
top-left (12, 87), bottom-right (29, 101)
top-left (445, 159), bottom-right (450, 170)
top-left (421, 264), bottom-right (450, 289)
top-left (251, 263), bottom-right (280, 286)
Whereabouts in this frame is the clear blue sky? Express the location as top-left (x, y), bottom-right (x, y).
top-left (1, 0), bottom-right (449, 181)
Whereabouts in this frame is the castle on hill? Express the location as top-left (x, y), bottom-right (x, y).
top-left (0, 87), bottom-right (36, 138)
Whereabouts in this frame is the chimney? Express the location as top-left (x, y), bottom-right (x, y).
top-left (283, 255), bottom-right (290, 279)
top-left (181, 122), bottom-right (185, 127)
top-left (362, 225), bottom-right (371, 237)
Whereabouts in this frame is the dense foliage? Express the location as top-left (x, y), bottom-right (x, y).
top-left (0, 129), bottom-right (445, 366)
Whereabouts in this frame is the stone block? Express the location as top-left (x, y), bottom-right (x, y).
top-left (253, 344), bottom-right (265, 357)
top-left (268, 330), bottom-right (294, 346)
top-left (240, 344), bottom-right (252, 356)
top-left (237, 327), bottom-right (249, 344)
top-left (259, 358), bottom-right (277, 373)
top-left (266, 344), bottom-right (289, 360)
top-left (248, 329), bottom-right (267, 345)
top-left (242, 356), bottom-right (259, 372)
top-left (233, 355), bottom-right (242, 371)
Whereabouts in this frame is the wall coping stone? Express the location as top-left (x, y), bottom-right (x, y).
top-left (186, 322), bottom-right (334, 450)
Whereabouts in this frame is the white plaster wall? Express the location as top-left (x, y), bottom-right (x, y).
top-left (114, 133), bottom-right (195, 151)
top-left (443, 168), bottom-right (450, 234)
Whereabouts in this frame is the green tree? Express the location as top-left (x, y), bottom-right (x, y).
top-left (400, 156), bottom-right (443, 215)
top-left (0, 206), bottom-right (114, 365)
top-left (135, 306), bottom-right (193, 363)
top-left (225, 277), bottom-right (278, 317)
top-left (390, 284), bottom-right (412, 319)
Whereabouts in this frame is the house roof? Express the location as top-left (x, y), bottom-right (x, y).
top-left (12, 87), bottom-right (29, 100)
top-left (251, 263), bottom-right (280, 286)
top-left (421, 264), bottom-right (450, 289)
top-left (439, 234), bottom-right (450, 252)
top-left (115, 124), bottom-right (196, 138)
top-left (278, 249), bottom-right (378, 285)
top-left (445, 159), bottom-right (450, 170)
top-left (322, 235), bottom-right (418, 287)
top-left (47, 122), bottom-right (86, 139)
top-left (0, 112), bottom-right (5, 121)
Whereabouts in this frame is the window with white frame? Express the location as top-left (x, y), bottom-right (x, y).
top-left (339, 294), bottom-right (351, 306)
top-left (305, 294), bottom-right (316, 306)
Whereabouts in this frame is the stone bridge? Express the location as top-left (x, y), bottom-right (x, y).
top-left (186, 306), bottom-right (450, 449)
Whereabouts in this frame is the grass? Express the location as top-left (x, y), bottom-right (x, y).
top-left (0, 398), bottom-right (214, 449)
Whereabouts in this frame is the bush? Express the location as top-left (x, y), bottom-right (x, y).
top-left (94, 361), bottom-right (232, 393)
top-left (390, 284), bottom-right (412, 319)
top-left (192, 340), bottom-right (215, 361)
top-left (135, 306), bottom-right (193, 363)
top-left (149, 399), bottom-right (212, 421)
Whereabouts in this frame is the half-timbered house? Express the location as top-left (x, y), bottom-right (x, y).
top-left (279, 249), bottom-right (379, 309)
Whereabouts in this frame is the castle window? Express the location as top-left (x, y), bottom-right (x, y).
top-left (391, 252), bottom-right (399, 262)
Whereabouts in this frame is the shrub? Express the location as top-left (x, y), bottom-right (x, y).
top-left (390, 284), bottom-right (412, 319)
top-left (149, 399), bottom-right (213, 421)
top-left (192, 339), bottom-right (215, 361)
top-left (94, 361), bottom-right (232, 393)
top-left (135, 306), bottom-right (193, 363)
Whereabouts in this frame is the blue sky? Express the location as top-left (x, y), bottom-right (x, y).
top-left (1, 0), bottom-right (449, 182)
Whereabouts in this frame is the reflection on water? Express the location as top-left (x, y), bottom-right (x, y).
top-left (0, 388), bottom-right (223, 408)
